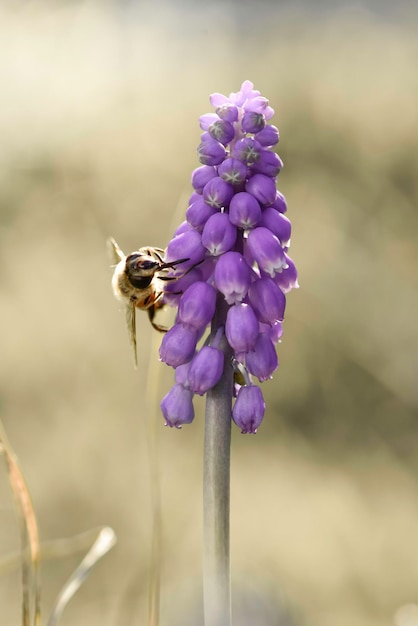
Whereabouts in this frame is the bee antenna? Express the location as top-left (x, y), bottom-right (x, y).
top-left (159, 257), bottom-right (190, 270)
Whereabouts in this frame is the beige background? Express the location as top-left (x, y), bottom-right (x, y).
top-left (0, 2), bottom-right (417, 625)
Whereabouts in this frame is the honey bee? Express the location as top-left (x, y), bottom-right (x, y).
top-left (108, 237), bottom-right (189, 366)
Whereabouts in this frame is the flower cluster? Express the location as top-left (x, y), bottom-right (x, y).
top-left (160, 81), bottom-right (298, 433)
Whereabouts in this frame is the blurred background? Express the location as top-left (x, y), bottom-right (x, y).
top-left (0, 1), bottom-right (417, 625)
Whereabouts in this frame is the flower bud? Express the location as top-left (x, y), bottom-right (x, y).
top-left (259, 208), bottom-right (292, 247)
top-left (215, 103), bottom-right (239, 122)
top-left (226, 303), bottom-right (259, 353)
top-left (208, 119), bottom-right (235, 145)
top-left (159, 324), bottom-right (199, 367)
top-left (255, 124), bottom-right (280, 147)
top-left (241, 111), bottom-right (266, 134)
top-left (233, 137), bottom-right (262, 165)
top-left (197, 138), bottom-right (226, 166)
top-left (202, 213), bottom-right (237, 256)
top-left (199, 113), bottom-right (219, 130)
top-left (161, 384), bottom-right (195, 428)
top-left (188, 346), bottom-right (224, 395)
top-left (165, 229), bottom-right (206, 268)
top-left (203, 177), bottom-right (234, 208)
top-left (272, 254), bottom-right (299, 293)
top-left (191, 165), bottom-right (217, 193)
top-left (214, 251), bottom-right (251, 304)
top-left (244, 96), bottom-right (274, 120)
top-left (246, 174), bottom-right (276, 206)
top-left (272, 190), bottom-right (287, 214)
top-left (248, 276), bottom-right (286, 324)
top-left (245, 333), bottom-right (278, 382)
top-left (186, 196), bottom-right (218, 231)
top-left (217, 158), bottom-right (247, 186)
top-left (252, 150), bottom-right (283, 178)
top-left (177, 281), bottom-right (217, 330)
top-left (229, 191), bottom-right (261, 229)
top-left (246, 227), bottom-right (288, 277)
top-left (232, 385), bottom-right (265, 434)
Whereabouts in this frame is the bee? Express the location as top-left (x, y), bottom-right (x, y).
top-left (108, 237), bottom-right (189, 366)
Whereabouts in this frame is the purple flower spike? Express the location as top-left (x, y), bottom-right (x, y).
top-left (214, 251), bottom-right (251, 304)
top-left (209, 119), bottom-right (235, 146)
top-left (259, 208), bottom-right (292, 247)
top-left (191, 165), bottom-right (217, 193)
top-left (247, 227), bottom-right (288, 277)
top-left (159, 324), bottom-right (199, 367)
top-left (246, 174), bottom-right (277, 206)
top-left (186, 196), bottom-right (218, 232)
top-left (161, 384), bottom-right (195, 428)
top-left (254, 124), bottom-right (280, 147)
top-left (203, 177), bottom-right (234, 209)
top-left (245, 333), bottom-right (278, 382)
top-left (252, 151), bottom-right (283, 178)
top-left (217, 158), bottom-right (247, 186)
top-left (229, 192), bottom-right (262, 230)
top-left (232, 385), bottom-right (265, 434)
top-left (165, 229), bottom-right (206, 268)
top-left (188, 346), bottom-right (224, 395)
top-left (202, 213), bottom-right (237, 256)
top-left (226, 303), bottom-right (259, 353)
top-left (197, 139), bottom-right (226, 166)
top-left (233, 137), bottom-right (262, 165)
top-left (242, 111), bottom-right (266, 134)
top-left (158, 80), bottom-right (296, 431)
top-left (248, 276), bottom-right (286, 324)
top-left (177, 281), bottom-right (217, 330)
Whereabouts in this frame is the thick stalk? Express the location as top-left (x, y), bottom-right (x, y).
top-left (203, 295), bottom-right (233, 626)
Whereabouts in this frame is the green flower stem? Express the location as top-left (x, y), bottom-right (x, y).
top-left (203, 294), bottom-right (233, 626)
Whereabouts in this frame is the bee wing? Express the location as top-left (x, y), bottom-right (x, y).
top-left (107, 237), bottom-right (125, 265)
top-left (125, 301), bottom-right (138, 368)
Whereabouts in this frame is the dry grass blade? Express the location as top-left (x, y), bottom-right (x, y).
top-left (46, 526), bottom-right (116, 626)
top-left (0, 418), bottom-right (41, 626)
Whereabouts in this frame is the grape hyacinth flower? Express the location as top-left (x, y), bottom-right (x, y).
top-left (159, 80), bottom-right (297, 626)
top-left (160, 80), bottom-right (297, 434)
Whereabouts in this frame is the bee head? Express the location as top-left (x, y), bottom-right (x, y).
top-left (125, 253), bottom-right (160, 279)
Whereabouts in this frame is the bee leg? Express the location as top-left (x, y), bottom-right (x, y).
top-left (148, 305), bottom-right (168, 333)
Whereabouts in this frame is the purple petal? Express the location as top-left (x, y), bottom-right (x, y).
top-left (248, 276), bottom-right (286, 324)
top-left (229, 192), bottom-right (262, 229)
top-left (203, 177), bottom-right (234, 208)
top-left (191, 165), bottom-right (217, 193)
top-left (159, 324), bottom-right (199, 367)
top-left (188, 346), bottom-right (224, 395)
top-left (259, 208), bottom-right (292, 246)
top-left (246, 227), bottom-right (288, 277)
top-left (245, 332), bottom-right (278, 382)
top-left (255, 125), bottom-right (280, 147)
top-left (177, 281), bottom-right (217, 330)
top-left (165, 229), bottom-right (206, 268)
top-left (161, 384), bottom-right (195, 428)
top-left (217, 158), bottom-right (247, 186)
top-left (214, 251), bottom-right (251, 304)
top-left (225, 303), bottom-right (259, 353)
top-left (199, 113), bottom-right (219, 130)
top-left (186, 196), bottom-right (218, 232)
top-left (252, 150), bottom-right (283, 178)
top-left (232, 385), bottom-right (265, 434)
top-left (246, 174), bottom-right (277, 206)
top-left (202, 212), bottom-right (237, 256)
top-left (197, 139), bottom-right (226, 166)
